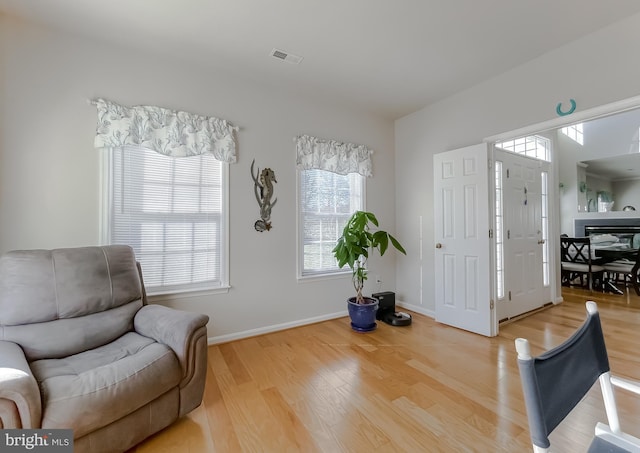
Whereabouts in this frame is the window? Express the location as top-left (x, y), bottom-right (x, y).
top-left (561, 123), bottom-right (584, 145)
top-left (494, 161), bottom-right (505, 299)
top-left (103, 146), bottom-right (228, 295)
top-left (298, 169), bottom-right (364, 277)
top-left (495, 135), bottom-right (551, 162)
top-left (294, 133), bottom-right (372, 278)
top-left (541, 171), bottom-right (550, 287)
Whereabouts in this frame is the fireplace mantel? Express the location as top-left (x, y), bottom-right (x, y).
top-left (574, 215), bottom-right (640, 237)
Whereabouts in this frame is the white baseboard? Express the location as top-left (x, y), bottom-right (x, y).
top-left (397, 300), bottom-right (435, 318)
top-left (208, 301), bottom-right (436, 345)
top-left (207, 310), bottom-right (348, 345)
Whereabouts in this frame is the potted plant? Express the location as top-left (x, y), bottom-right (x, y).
top-left (332, 211), bottom-right (406, 332)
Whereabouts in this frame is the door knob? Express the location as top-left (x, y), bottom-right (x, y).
top-left (435, 243), bottom-right (442, 249)
top-left (538, 239), bottom-right (546, 244)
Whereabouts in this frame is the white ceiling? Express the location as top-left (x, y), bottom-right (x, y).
top-left (3, 0), bottom-right (640, 119)
top-left (583, 153), bottom-right (640, 181)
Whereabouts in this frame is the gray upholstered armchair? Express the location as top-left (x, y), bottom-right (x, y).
top-left (0, 245), bottom-right (209, 452)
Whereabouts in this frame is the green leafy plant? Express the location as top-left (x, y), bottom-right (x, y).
top-left (332, 211), bottom-right (406, 304)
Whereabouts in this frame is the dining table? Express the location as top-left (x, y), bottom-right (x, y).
top-left (593, 244), bottom-right (638, 262)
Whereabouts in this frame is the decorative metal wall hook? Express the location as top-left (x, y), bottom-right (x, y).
top-left (556, 99), bottom-right (576, 116)
top-left (250, 159), bottom-right (277, 232)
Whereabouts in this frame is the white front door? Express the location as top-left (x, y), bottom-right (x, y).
top-left (495, 149), bottom-right (551, 320)
top-left (433, 144), bottom-right (495, 336)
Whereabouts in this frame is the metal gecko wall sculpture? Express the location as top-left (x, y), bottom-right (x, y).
top-left (250, 159), bottom-right (277, 232)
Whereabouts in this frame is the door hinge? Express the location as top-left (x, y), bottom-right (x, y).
top-left (507, 229), bottom-right (510, 239)
top-left (489, 228), bottom-right (493, 239)
top-left (488, 159), bottom-right (492, 169)
top-left (506, 168), bottom-right (510, 178)
top-left (490, 299), bottom-right (494, 309)
top-left (508, 291), bottom-right (512, 301)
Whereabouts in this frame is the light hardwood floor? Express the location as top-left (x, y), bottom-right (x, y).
top-left (129, 290), bottom-right (640, 452)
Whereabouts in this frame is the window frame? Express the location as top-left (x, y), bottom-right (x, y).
top-left (100, 146), bottom-right (230, 296)
top-left (296, 168), bottom-right (366, 280)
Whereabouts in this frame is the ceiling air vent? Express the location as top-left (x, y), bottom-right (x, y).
top-left (270, 48), bottom-right (303, 65)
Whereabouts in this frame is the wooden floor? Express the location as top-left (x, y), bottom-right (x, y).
top-left (129, 289), bottom-right (640, 452)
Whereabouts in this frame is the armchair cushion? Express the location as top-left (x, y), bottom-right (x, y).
top-left (2, 302), bottom-right (141, 361)
top-left (0, 247), bottom-right (142, 326)
top-left (30, 332), bottom-right (181, 438)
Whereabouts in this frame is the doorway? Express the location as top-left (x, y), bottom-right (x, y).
top-left (494, 148), bottom-right (551, 320)
top-left (433, 95), bottom-right (640, 337)
top-left (432, 143), bottom-right (551, 335)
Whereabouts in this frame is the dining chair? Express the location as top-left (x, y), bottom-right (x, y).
top-left (560, 237), bottom-right (604, 291)
top-left (602, 247), bottom-right (640, 296)
top-left (515, 301), bottom-right (640, 452)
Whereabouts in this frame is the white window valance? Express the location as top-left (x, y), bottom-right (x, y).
top-left (295, 134), bottom-right (373, 177)
top-left (92, 98), bottom-right (238, 163)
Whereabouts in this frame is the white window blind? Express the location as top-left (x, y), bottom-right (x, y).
top-left (104, 146), bottom-right (228, 294)
top-left (298, 169), bottom-right (364, 277)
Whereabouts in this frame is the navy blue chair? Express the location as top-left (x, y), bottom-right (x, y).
top-left (515, 302), bottom-right (640, 452)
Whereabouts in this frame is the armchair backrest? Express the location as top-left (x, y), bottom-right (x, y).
top-left (0, 245), bottom-right (145, 361)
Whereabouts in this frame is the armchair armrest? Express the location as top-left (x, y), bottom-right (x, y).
top-left (0, 341), bottom-right (41, 428)
top-left (134, 304), bottom-right (209, 383)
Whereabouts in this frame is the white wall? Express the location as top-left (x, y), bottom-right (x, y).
top-left (395, 12), bottom-right (640, 312)
top-left (612, 179), bottom-right (640, 211)
top-left (557, 132), bottom-right (584, 234)
top-left (0, 15), bottom-right (398, 342)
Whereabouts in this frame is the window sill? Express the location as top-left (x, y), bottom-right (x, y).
top-left (297, 271), bottom-right (351, 283)
top-left (147, 285), bottom-right (231, 302)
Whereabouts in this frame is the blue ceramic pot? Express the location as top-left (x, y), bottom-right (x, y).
top-left (347, 297), bottom-right (378, 332)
